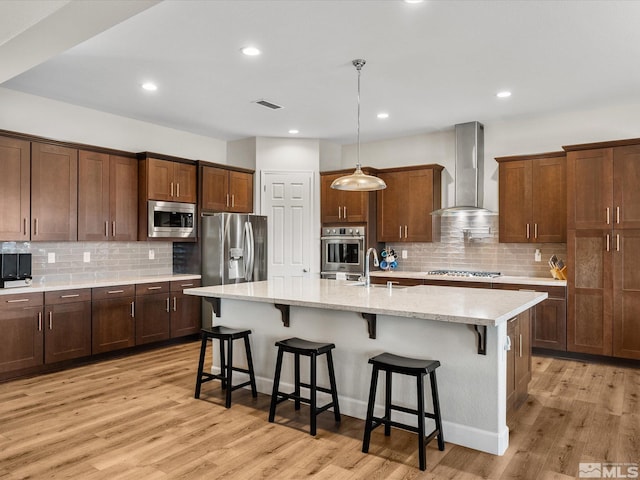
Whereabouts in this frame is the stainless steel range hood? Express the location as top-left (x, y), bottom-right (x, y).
top-left (432, 121), bottom-right (496, 216)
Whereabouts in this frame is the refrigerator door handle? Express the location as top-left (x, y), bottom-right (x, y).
top-left (245, 221), bottom-right (255, 281)
top-left (243, 221), bottom-right (252, 281)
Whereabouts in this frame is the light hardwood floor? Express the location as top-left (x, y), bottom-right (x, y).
top-left (0, 340), bottom-right (638, 479)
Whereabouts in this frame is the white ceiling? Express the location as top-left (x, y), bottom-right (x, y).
top-left (2, 0), bottom-right (640, 144)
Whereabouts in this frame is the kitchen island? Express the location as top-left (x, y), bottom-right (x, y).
top-left (184, 278), bottom-right (547, 455)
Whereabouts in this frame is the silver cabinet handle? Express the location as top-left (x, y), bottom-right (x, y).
top-left (7, 298), bottom-right (29, 303)
top-left (170, 182), bottom-right (174, 197)
top-left (24, 218), bottom-right (27, 236)
top-left (105, 221), bottom-right (109, 237)
top-left (107, 290), bottom-right (124, 294)
top-left (226, 193), bottom-right (230, 207)
top-left (534, 223), bottom-right (538, 239)
top-left (617, 234), bottom-right (620, 252)
top-left (131, 301), bottom-right (135, 317)
top-left (49, 311), bottom-right (52, 330)
top-left (606, 234), bottom-right (610, 252)
top-left (338, 207), bottom-right (341, 219)
top-left (606, 207), bottom-right (610, 225)
top-left (231, 194), bottom-right (235, 207)
top-left (617, 206), bottom-right (620, 224)
top-left (60, 294), bottom-right (80, 298)
top-left (166, 297), bottom-right (170, 313)
top-left (399, 226), bottom-right (402, 239)
top-left (177, 183), bottom-right (180, 198)
top-left (173, 297), bottom-right (177, 312)
top-left (343, 206), bottom-right (346, 218)
top-left (147, 286), bottom-right (162, 290)
top-left (38, 312), bottom-right (42, 331)
top-left (112, 221), bottom-right (116, 237)
top-left (519, 333), bottom-right (523, 357)
top-left (34, 218), bottom-right (38, 236)
top-left (404, 225), bottom-right (408, 238)
top-left (181, 283), bottom-right (194, 287)
top-left (526, 223), bottom-right (530, 239)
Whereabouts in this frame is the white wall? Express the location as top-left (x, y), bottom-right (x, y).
top-left (0, 87), bottom-right (227, 163)
top-left (341, 98), bottom-right (640, 212)
top-left (319, 139), bottom-right (342, 171)
top-left (226, 137), bottom-right (256, 169)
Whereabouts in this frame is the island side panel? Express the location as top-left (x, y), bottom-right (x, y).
top-left (206, 298), bottom-right (508, 455)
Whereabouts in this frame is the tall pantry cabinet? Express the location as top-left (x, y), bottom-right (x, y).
top-left (565, 140), bottom-right (640, 359)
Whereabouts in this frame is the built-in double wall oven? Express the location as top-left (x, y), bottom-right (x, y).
top-left (320, 225), bottom-right (365, 280)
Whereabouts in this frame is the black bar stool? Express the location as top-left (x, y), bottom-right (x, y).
top-left (362, 352), bottom-right (445, 471)
top-left (268, 337), bottom-right (341, 436)
top-left (194, 326), bottom-right (257, 408)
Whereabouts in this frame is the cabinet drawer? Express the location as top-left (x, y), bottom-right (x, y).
top-left (135, 282), bottom-right (170, 296)
top-left (1, 292), bottom-right (43, 308)
top-left (92, 284), bottom-right (135, 300)
top-left (424, 280), bottom-right (491, 289)
top-left (170, 279), bottom-right (201, 292)
top-left (45, 289), bottom-right (91, 305)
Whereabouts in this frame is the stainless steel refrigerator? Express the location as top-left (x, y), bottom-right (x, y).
top-left (201, 213), bottom-right (268, 286)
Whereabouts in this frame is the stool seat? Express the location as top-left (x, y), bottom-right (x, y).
top-left (195, 326), bottom-right (257, 408)
top-left (369, 352), bottom-right (440, 374)
top-left (269, 337), bottom-right (341, 436)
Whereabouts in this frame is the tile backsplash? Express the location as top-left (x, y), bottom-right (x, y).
top-left (1, 241), bottom-right (173, 284)
top-left (385, 216), bottom-right (567, 278)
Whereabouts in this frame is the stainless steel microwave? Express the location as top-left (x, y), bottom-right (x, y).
top-left (148, 200), bottom-right (196, 239)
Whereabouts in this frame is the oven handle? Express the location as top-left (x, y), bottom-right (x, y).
top-left (320, 236), bottom-right (365, 241)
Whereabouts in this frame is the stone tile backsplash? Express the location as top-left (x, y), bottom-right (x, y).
top-left (1, 241), bottom-right (173, 284)
top-left (385, 216), bottom-right (567, 278)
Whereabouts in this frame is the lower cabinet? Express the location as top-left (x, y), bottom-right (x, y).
top-left (44, 289), bottom-right (91, 364)
top-left (135, 282), bottom-right (171, 345)
top-left (506, 309), bottom-right (532, 415)
top-left (170, 279), bottom-right (202, 338)
top-left (92, 285), bottom-right (136, 354)
top-left (0, 292), bottom-right (43, 373)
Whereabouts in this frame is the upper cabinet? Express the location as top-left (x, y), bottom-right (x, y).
top-left (0, 136), bottom-right (30, 241)
top-left (496, 152), bottom-right (566, 243)
top-left (78, 151), bottom-right (138, 241)
top-left (143, 157), bottom-right (197, 203)
top-left (377, 165), bottom-right (443, 243)
top-left (31, 142), bottom-right (78, 242)
top-left (320, 170), bottom-right (373, 224)
top-left (200, 164), bottom-right (253, 213)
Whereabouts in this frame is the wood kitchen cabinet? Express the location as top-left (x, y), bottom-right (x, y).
top-left (200, 164), bottom-right (253, 213)
top-left (320, 171), bottom-right (373, 223)
top-left (142, 157), bottom-right (196, 203)
top-left (506, 309), bottom-right (531, 415)
top-left (31, 142), bottom-right (78, 241)
top-left (44, 289), bottom-right (91, 364)
top-left (612, 229), bottom-right (640, 359)
top-left (377, 165), bottom-right (443, 242)
top-left (170, 279), bottom-right (201, 337)
top-left (496, 153), bottom-right (566, 243)
top-left (135, 282), bottom-right (170, 345)
top-left (0, 292), bottom-right (43, 374)
top-left (0, 136), bottom-right (30, 241)
top-left (78, 151), bottom-right (138, 241)
top-left (92, 285), bottom-right (136, 354)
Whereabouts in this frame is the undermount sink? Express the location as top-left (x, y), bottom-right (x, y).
top-left (348, 282), bottom-right (409, 289)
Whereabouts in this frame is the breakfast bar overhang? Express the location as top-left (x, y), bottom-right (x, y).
top-left (185, 278), bottom-right (547, 455)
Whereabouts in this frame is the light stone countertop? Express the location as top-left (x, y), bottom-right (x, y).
top-left (0, 274), bottom-right (201, 296)
top-left (370, 271), bottom-right (567, 287)
top-left (184, 278), bottom-right (547, 327)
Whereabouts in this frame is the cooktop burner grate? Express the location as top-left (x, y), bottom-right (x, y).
top-left (425, 270), bottom-right (501, 278)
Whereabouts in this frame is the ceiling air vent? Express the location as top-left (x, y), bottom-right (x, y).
top-left (254, 99), bottom-right (283, 110)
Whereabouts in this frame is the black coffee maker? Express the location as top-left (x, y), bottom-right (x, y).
top-left (0, 253), bottom-right (32, 288)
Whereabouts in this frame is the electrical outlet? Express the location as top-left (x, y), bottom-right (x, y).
top-left (148, 249), bottom-right (155, 260)
top-left (47, 252), bottom-right (55, 263)
top-left (402, 250), bottom-right (408, 259)
top-left (83, 252), bottom-right (90, 263)
top-left (534, 249), bottom-right (542, 262)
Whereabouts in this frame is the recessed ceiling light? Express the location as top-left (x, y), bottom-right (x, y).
top-left (377, 112), bottom-right (389, 119)
top-left (496, 91), bottom-right (512, 98)
top-left (288, 129), bottom-right (299, 134)
top-left (141, 82), bottom-right (157, 92)
top-left (404, 0), bottom-right (424, 4)
top-left (241, 46), bottom-right (261, 56)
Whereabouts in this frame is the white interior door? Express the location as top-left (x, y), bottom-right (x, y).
top-left (261, 171), bottom-right (313, 280)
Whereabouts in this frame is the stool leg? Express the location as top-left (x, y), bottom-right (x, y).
top-left (326, 350), bottom-right (341, 422)
top-left (219, 337), bottom-right (227, 390)
top-left (430, 370), bottom-right (445, 451)
top-left (309, 353), bottom-right (317, 436)
top-left (225, 338), bottom-right (234, 408)
top-left (243, 335), bottom-right (258, 398)
top-left (194, 334), bottom-right (208, 399)
top-left (362, 365), bottom-right (379, 453)
top-left (417, 373), bottom-right (426, 471)
top-left (384, 369), bottom-right (392, 436)
top-left (269, 347), bottom-right (284, 423)
top-left (294, 352), bottom-right (301, 411)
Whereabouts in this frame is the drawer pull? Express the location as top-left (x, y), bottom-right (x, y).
top-left (147, 286), bottom-right (162, 290)
top-left (181, 283), bottom-right (194, 287)
top-left (166, 297), bottom-right (170, 313)
top-left (38, 312), bottom-right (42, 331)
top-left (60, 294), bottom-right (80, 298)
top-left (7, 298), bottom-right (29, 303)
top-left (131, 301), bottom-right (135, 317)
top-left (107, 290), bottom-right (124, 294)
top-left (49, 311), bottom-right (53, 330)
top-left (173, 297), bottom-right (177, 312)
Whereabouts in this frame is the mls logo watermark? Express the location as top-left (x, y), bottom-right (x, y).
top-left (579, 463), bottom-right (639, 478)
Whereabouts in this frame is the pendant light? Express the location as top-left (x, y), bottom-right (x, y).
top-left (331, 59), bottom-right (387, 191)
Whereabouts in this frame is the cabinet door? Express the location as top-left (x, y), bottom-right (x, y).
top-left (170, 291), bottom-right (202, 338)
top-left (567, 229), bottom-right (613, 355)
top-left (78, 150), bottom-right (110, 241)
top-left (613, 229), bottom-right (640, 359)
top-left (532, 297), bottom-right (567, 351)
top-left (229, 171), bottom-right (254, 213)
top-left (201, 166), bottom-right (230, 211)
top-left (31, 143), bottom-right (78, 241)
top-left (532, 156), bottom-right (566, 243)
top-left (377, 172), bottom-right (402, 241)
top-left (110, 155), bottom-right (138, 241)
top-left (405, 168), bottom-right (435, 242)
top-left (135, 293), bottom-right (170, 345)
top-left (174, 162), bottom-right (197, 203)
top-left (0, 293), bottom-right (43, 373)
top-left (92, 297), bottom-right (136, 354)
top-left (0, 136), bottom-right (30, 241)
top-left (342, 190), bottom-right (368, 223)
top-left (44, 301), bottom-right (91, 364)
top-left (499, 160), bottom-right (531, 243)
top-left (147, 158), bottom-right (174, 201)
top-left (567, 148), bottom-right (613, 230)
top-left (321, 173), bottom-right (344, 223)
top-left (613, 145), bottom-right (640, 229)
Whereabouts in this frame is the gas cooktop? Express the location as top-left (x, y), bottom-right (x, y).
top-left (425, 270), bottom-right (501, 278)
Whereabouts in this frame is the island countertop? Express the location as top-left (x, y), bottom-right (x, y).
top-left (184, 278), bottom-right (547, 327)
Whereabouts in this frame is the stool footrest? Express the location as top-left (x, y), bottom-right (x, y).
top-left (273, 392), bottom-right (336, 414)
top-left (230, 380), bottom-right (252, 392)
top-left (298, 382), bottom-right (334, 396)
top-left (370, 416), bottom-right (441, 439)
top-left (389, 403), bottom-right (438, 421)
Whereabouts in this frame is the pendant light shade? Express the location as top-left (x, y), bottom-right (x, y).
top-left (331, 59), bottom-right (386, 192)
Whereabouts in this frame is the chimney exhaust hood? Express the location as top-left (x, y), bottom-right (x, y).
top-left (431, 121), bottom-right (496, 216)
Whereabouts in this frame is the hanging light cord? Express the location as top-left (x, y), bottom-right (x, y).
top-left (353, 59), bottom-right (365, 171)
